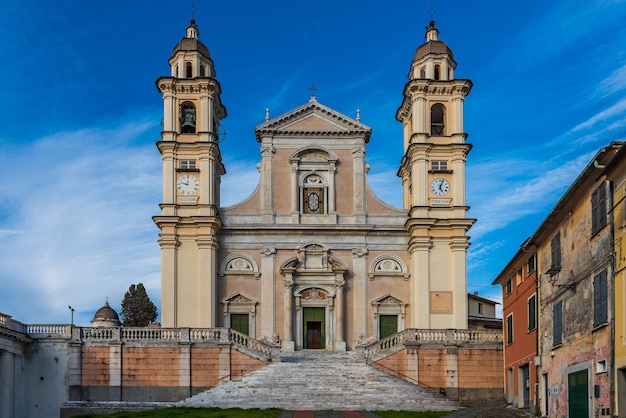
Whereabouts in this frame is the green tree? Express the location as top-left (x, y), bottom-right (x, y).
top-left (120, 283), bottom-right (158, 326)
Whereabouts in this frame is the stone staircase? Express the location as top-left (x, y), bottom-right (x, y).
top-left (181, 351), bottom-right (462, 411)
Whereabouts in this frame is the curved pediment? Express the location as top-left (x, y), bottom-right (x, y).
top-left (255, 100), bottom-right (371, 142)
top-left (289, 147), bottom-right (338, 164)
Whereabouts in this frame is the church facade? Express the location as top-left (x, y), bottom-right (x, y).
top-left (154, 19), bottom-right (474, 352)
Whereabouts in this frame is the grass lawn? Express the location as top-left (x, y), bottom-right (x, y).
top-left (73, 407), bottom-right (451, 417)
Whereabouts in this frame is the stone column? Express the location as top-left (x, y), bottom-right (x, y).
top-left (109, 328), bottom-right (122, 401)
top-left (450, 238), bottom-right (470, 329)
top-left (260, 143), bottom-right (276, 223)
top-left (334, 276), bottom-right (346, 351)
top-left (352, 248), bottom-right (368, 341)
top-left (352, 145), bottom-right (366, 220)
top-left (412, 95), bottom-right (426, 135)
top-left (178, 328), bottom-right (191, 399)
top-left (328, 162), bottom-right (337, 215)
top-left (0, 350), bottom-right (14, 418)
top-left (159, 238), bottom-right (179, 327)
top-left (290, 163), bottom-right (299, 217)
top-left (412, 147), bottom-right (429, 207)
top-left (260, 247), bottom-right (276, 338)
top-left (198, 236), bottom-right (219, 327)
top-left (409, 237), bottom-right (432, 328)
top-left (68, 327), bottom-right (83, 401)
top-left (283, 275), bottom-right (295, 351)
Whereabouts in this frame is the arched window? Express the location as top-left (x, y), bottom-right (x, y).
top-left (420, 67), bottom-right (426, 79)
top-left (180, 101), bottom-right (196, 134)
top-left (303, 174), bottom-right (326, 214)
top-left (200, 65), bottom-right (206, 76)
top-left (185, 62), bottom-right (192, 78)
top-left (430, 103), bottom-right (445, 136)
top-left (434, 65), bottom-right (441, 80)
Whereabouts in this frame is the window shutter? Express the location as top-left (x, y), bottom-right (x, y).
top-left (551, 233), bottom-right (561, 268)
top-left (553, 301), bottom-right (562, 346)
top-left (528, 295), bottom-right (536, 331)
top-left (592, 184), bottom-right (607, 235)
top-left (594, 269), bottom-right (608, 327)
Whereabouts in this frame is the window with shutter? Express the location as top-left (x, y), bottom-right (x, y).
top-left (550, 233), bottom-right (562, 270)
top-left (593, 269), bottom-right (608, 327)
top-left (528, 294), bottom-right (537, 331)
top-left (553, 301), bottom-right (563, 347)
top-left (591, 184), bottom-right (607, 235)
top-left (506, 314), bottom-right (513, 345)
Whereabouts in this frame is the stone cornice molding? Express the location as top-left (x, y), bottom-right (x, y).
top-left (396, 79), bottom-right (472, 122)
top-left (0, 327), bottom-right (32, 345)
top-left (221, 227), bottom-right (407, 237)
top-left (407, 236), bottom-right (433, 253)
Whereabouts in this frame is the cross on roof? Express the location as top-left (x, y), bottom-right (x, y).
top-left (190, 3), bottom-right (197, 19)
top-left (310, 84), bottom-right (317, 102)
top-left (428, 4), bottom-right (436, 20)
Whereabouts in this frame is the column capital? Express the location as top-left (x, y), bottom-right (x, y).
top-left (261, 247), bottom-right (276, 257)
top-left (352, 247), bottom-right (369, 258)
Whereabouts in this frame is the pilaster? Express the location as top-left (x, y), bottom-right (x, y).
top-left (283, 275), bottom-right (295, 351)
top-left (260, 247), bottom-right (276, 338)
top-left (352, 248), bottom-right (369, 341)
top-left (0, 350), bottom-right (15, 418)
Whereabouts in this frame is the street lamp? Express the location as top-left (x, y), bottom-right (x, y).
top-left (68, 306), bottom-right (75, 326)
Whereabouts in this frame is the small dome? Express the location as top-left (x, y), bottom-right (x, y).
top-left (171, 19), bottom-right (210, 58)
top-left (413, 40), bottom-right (454, 62)
top-left (91, 301), bottom-right (121, 327)
top-left (413, 21), bottom-right (454, 62)
top-left (171, 37), bottom-right (211, 59)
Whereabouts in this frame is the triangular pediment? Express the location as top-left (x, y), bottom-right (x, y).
top-left (255, 100), bottom-right (371, 141)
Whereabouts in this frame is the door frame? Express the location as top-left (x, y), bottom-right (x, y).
top-left (294, 286), bottom-right (334, 351)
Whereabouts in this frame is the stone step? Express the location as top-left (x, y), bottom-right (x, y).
top-left (181, 351), bottom-right (460, 411)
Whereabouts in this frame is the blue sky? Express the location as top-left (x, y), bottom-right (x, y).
top-left (1, 0), bottom-right (626, 325)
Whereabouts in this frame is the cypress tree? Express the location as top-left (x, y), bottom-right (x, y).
top-left (120, 283), bottom-right (158, 327)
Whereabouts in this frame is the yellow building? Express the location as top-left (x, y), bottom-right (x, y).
top-left (604, 145), bottom-right (626, 415)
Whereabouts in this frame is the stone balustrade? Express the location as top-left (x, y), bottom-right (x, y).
top-left (359, 328), bottom-right (503, 363)
top-left (25, 325), bottom-right (279, 361)
top-left (27, 324), bottom-right (71, 338)
top-left (0, 312), bottom-right (28, 334)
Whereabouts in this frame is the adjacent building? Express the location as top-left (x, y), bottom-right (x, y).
top-left (467, 292), bottom-right (501, 330)
top-left (604, 145), bottom-right (626, 416)
top-left (494, 141), bottom-right (624, 417)
top-left (492, 244), bottom-right (538, 410)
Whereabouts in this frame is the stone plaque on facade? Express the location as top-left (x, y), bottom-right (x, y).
top-left (430, 291), bottom-right (453, 314)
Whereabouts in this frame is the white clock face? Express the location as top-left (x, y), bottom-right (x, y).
top-left (177, 174), bottom-right (199, 195)
top-left (430, 178), bottom-right (450, 196)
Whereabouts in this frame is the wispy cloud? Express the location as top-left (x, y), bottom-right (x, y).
top-left (0, 119), bottom-right (162, 325)
top-left (468, 152), bottom-right (592, 239)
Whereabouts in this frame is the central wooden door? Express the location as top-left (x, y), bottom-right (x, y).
top-left (303, 307), bottom-right (325, 349)
top-left (568, 369), bottom-right (589, 417)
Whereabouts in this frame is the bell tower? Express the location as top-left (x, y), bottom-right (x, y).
top-left (154, 19), bottom-right (227, 327)
top-left (396, 21), bottom-right (474, 329)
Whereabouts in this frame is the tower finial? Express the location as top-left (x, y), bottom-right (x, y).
top-left (190, 2), bottom-right (197, 19)
top-left (428, 3), bottom-right (436, 22)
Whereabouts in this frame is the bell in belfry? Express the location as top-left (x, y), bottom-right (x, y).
top-left (180, 103), bottom-right (196, 134)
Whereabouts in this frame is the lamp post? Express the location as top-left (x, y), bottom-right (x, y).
top-left (68, 306), bottom-right (75, 326)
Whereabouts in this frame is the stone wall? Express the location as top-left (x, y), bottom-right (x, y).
top-left (363, 329), bottom-right (504, 405)
top-left (69, 327), bottom-right (274, 402)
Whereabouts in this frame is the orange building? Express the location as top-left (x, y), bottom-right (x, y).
top-left (493, 244), bottom-right (538, 411)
